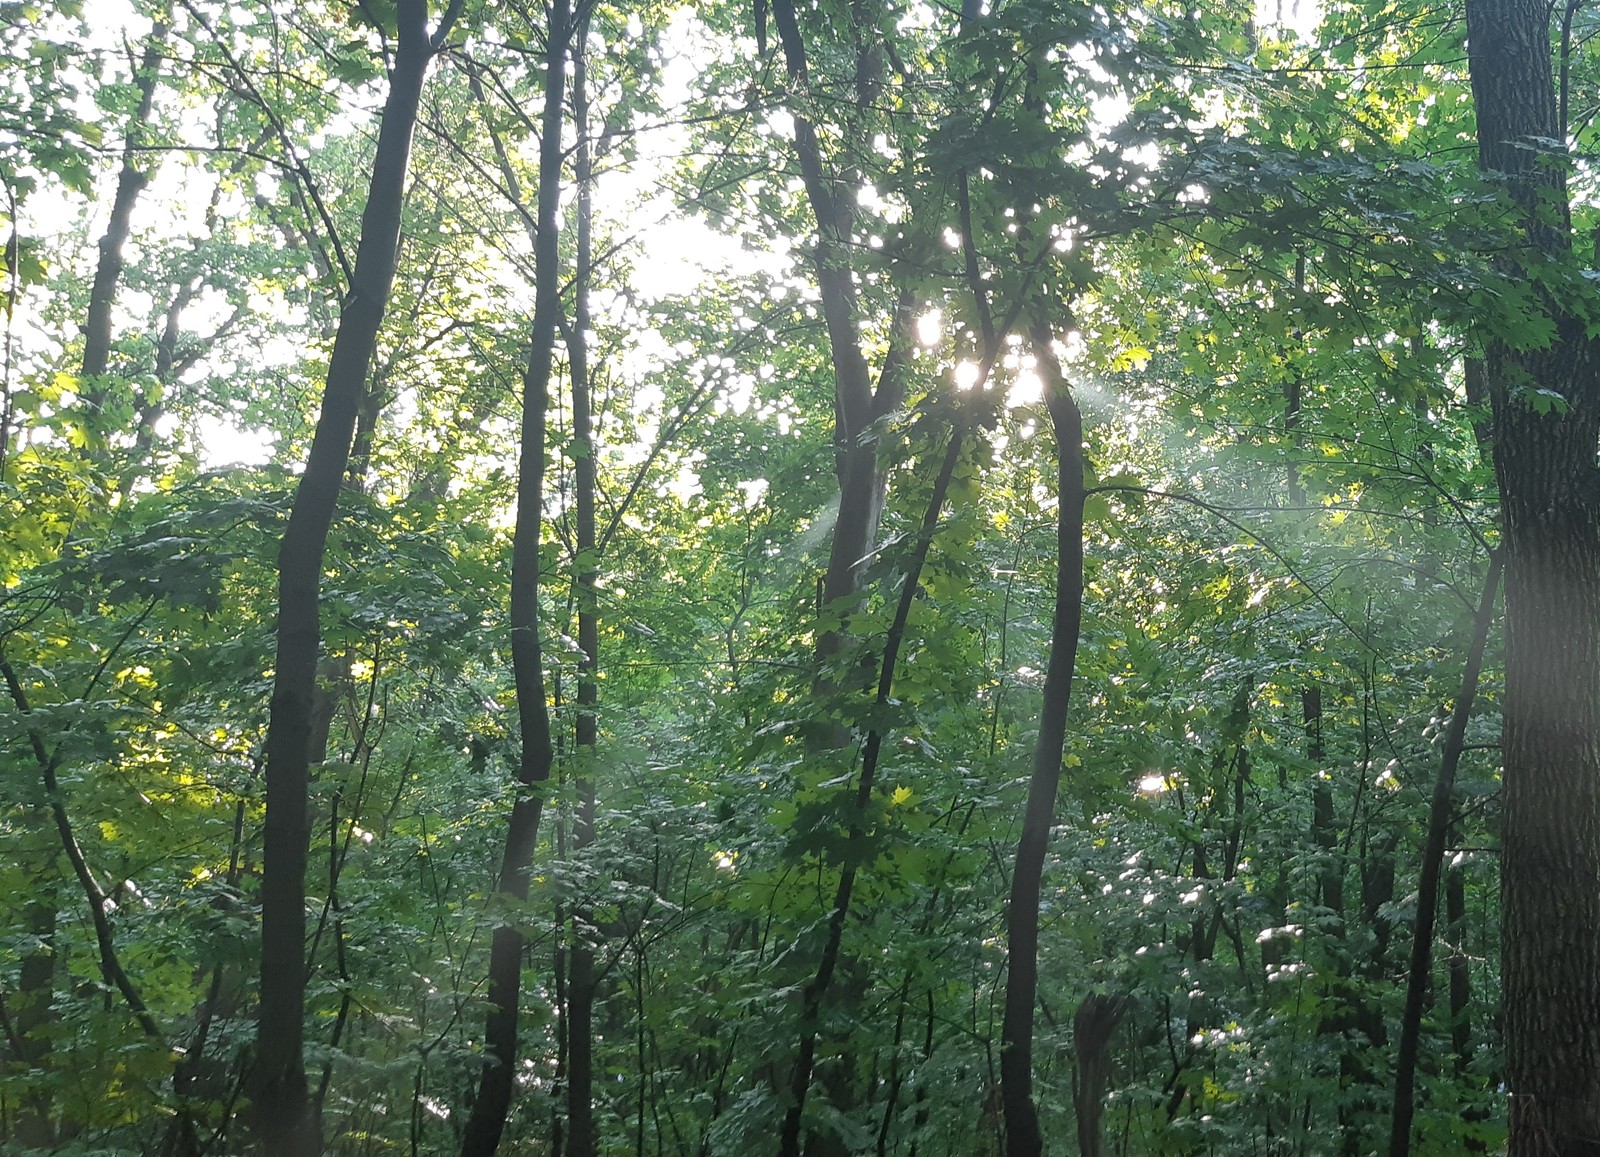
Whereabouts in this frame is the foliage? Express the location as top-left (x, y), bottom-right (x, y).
top-left (0, 0), bottom-right (1534, 1154)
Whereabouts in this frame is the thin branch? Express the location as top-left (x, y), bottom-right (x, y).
top-left (0, 648), bottom-right (162, 1040)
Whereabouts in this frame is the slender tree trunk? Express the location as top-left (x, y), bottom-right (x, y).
top-left (1000, 333), bottom-right (1085, 1157)
top-left (6, 27), bottom-right (167, 1121)
top-left (567, 23), bottom-right (599, 1157)
top-left (1305, 687), bottom-right (1341, 919)
top-left (1, 652), bottom-right (162, 1042)
top-left (1445, 846), bottom-right (1473, 1073)
top-left (1464, 3), bottom-right (1600, 1153)
top-left (346, 362), bottom-right (392, 490)
top-left (769, 0), bottom-right (909, 692)
top-left (777, 426), bottom-right (968, 1157)
top-left (9, 719), bottom-right (59, 1148)
top-left (1387, 553), bottom-right (1502, 1157)
top-left (765, 2), bottom-right (915, 1146)
top-left (252, 4), bottom-right (452, 1151)
top-left (81, 15), bottom-right (167, 414)
top-left (457, 2), bottom-right (569, 1152)
top-left (1285, 254), bottom-right (1305, 508)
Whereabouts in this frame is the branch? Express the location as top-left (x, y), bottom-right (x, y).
top-left (1085, 484), bottom-right (1384, 653)
top-left (0, 648), bottom-right (162, 1040)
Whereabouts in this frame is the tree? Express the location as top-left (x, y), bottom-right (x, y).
top-left (253, 1), bottom-right (461, 1150)
top-left (0, 1), bottom-right (1566, 1152)
top-left (1464, 1), bottom-right (1600, 1152)
top-left (457, 1), bottom-right (570, 1151)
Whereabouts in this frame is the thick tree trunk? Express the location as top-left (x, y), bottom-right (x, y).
top-left (1000, 334), bottom-right (1085, 1157)
top-left (252, 5), bottom-right (449, 1151)
top-left (456, 2), bottom-right (568, 1152)
top-left (1464, 3), bottom-right (1600, 1154)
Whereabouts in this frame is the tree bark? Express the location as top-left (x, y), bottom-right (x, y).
top-left (1464, 3), bottom-right (1600, 1154)
top-left (1, 652), bottom-right (162, 1040)
top-left (766, 3), bottom-right (916, 1146)
top-left (252, 3), bottom-right (454, 1151)
top-left (1446, 848), bottom-right (1473, 1073)
top-left (456, 2), bottom-right (569, 1152)
top-left (1000, 332), bottom-right (1085, 1157)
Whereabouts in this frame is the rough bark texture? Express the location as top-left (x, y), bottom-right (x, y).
top-left (456, 2), bottom-right (568, 1152)
top-left (1000, 334), bottom-right (1085, 1157)
top-left (1465, 3), bottom-right (1600, 1154)
top-left (253, 5), bottom-right (444, 1151)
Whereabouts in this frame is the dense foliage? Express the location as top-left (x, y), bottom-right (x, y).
top-left (0, 0), bottom-right (1589, 1154)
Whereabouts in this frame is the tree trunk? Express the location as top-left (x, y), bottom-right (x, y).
top-left (1305, 687), bottom-right (1341, 920)
top-left (567, 22), bottom-right (599, 1157)
top-left (769, 0), bottom-right (909, 700)
top-left (777, 426), bottom-right (968, 1157)
top-left (252, 4), bottom-right (451, 1151)
top-left (1000, 333), bottom-right (1085, 1157)
top-left (81, 15), bottom-right (167, 418)
top-left (1072, 994), bottom-right (1129, 1157)
top-left (766, 3), bottom-right (914, 1146)
top-left (1464, 3), bottom-right (1600, 1153)
top-left (456, 2), bottom-right (568, 1152)
top-left (1446, 848), bottom-right (1473, 1073)
top-left (1387, 552), bottom-right (1501, 1157)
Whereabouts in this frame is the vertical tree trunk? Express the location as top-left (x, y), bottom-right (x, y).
top-left (1284, 254), bottom-right (1305, 508)
top-left (1305, 687), bottom-right (1341, 919)
top-left (1445, 848), bottom-right (1473, 1072)
top-left (81, 15), bottom-right (167, 409)
top-left (1387, 553), bottom-right (1501, 1157)
top-left (1464, 3), bottom-right (1600, 1154)
top-left (765, 3), bottom-right (914, 1146)
top-left (252, 4), bottom-right (453, 1151)
top-left (1072, 994), bottom-right (1129, 1157)
top-left (457, 2), bottom-right (569, 1152)
top-left (566, 21), bottom-right (599, 1157)
top-left (1000, 333), bottom-right (1085, 1157)
top-left (8, 26), bottom-right (169, 1120)
top-left (768, 0), bottom-right (909, 693)
top-left (777, 425), bottom-right (969, 1157)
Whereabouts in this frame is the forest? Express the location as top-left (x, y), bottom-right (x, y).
top-left (3, 0), bottom-right (1599, 1153)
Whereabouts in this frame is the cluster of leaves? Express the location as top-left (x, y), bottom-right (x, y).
top-left (0, 0), bottom-right (1536, 1153)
